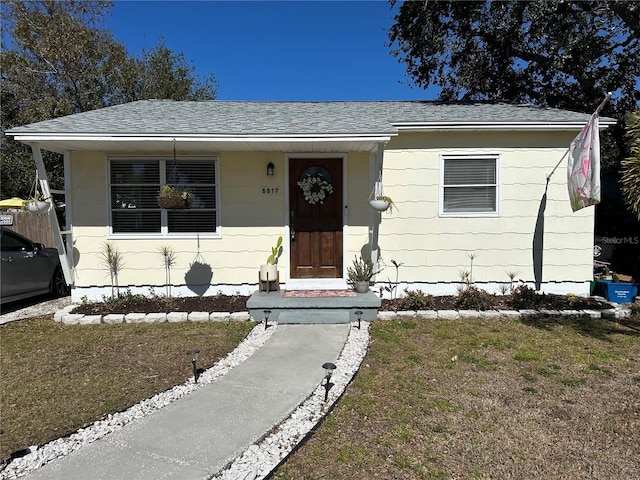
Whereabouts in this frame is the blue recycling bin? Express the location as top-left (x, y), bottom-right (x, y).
top-left (593, 280), bottom-right (638, 303)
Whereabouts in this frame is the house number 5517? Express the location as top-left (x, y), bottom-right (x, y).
top-left (261, 187), bottom-right (279, 194)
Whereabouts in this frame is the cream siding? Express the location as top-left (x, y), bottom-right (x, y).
top-left (71, 151), bottom-right (289, 298)
top-left (376, 131), bottom-right (593, 291)
top-left (68, 129), bottom-right (594, 300)
top-left (345, 152), bottom-right (370, 261)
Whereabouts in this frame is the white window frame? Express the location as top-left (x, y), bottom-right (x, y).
top-left (439, 153), bottom-right (501, 217)
top-left (106, 155), bottom-right (221, 239)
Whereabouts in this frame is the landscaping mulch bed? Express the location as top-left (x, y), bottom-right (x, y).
top-left (71, 288), bottom-right (614, 316)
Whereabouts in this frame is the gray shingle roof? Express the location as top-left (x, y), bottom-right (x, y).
top-left (7, 100), bottom-right (609, 137)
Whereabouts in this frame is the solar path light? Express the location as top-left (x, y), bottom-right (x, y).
top-left (263, 309), bottom-right (271, 330)
top-left (187, 348), bottom-right (200, 383)
top-left (354, 310), bottom-right (363, 329)
top-left (322, 362), bottom-right (337, 402)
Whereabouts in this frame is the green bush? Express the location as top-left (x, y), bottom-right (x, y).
top-left (454, 286), bottom-right (497, 310)
top-left (508, 285), bottom-right (544, 309)
top-left (394, 289), bottom-right (435, 311)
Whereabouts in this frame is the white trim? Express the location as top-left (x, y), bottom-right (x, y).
top-left (439, 153), bottom-right (501, 218)
top-left (28, 144), bottom-right (73, 286)
top-left (71, 280), bottom-right (593, 303)
top-left (11, 134), bottom-right (394, 143)
top-left (284, 156), bottom-right (290, 282)
top-left (105, 155), bottom-right (221, 239)
top-left (63, 151), bottom-right (74, 282)
top-left (342, 155), bottom-right (348, 281)
top-left (393, 120), bottom-right (617, 131)
top-left (285, 153), bottom-right (348, 282)
top-left (379, 281), bottom-right (593, 298)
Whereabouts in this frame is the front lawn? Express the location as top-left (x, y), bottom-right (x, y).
top-left (0, 317), bottom-right (253, 462)
top-left (273, 315), bottom-right (640, 479)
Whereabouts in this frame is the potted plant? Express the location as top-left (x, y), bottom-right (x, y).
top-left (368, 173), bottom-right (395, 213)
top-left (369, 195), bottom-right (395, 213)
top-left (157, 185), bottom-right (194, 209)
top-left (259, 236), bottom-right (283, 284)
top-left (24, 193), bottom-right (51, 213)
top-left (347, 255), bottom-right (381, 293)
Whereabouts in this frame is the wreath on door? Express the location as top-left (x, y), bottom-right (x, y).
top-left (297, 166), bottom-right (334, 205)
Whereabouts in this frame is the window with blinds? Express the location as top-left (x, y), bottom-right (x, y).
top-left (109, 157), bottom-right (218, 235)
top-left (441, 155), bottom-right (499, 215)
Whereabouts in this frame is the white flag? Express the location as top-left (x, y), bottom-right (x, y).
top-left (567, 113), bottom-right (601, 212)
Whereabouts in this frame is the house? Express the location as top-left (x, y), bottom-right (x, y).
top-left (6, 100), bottom-right (615, 302)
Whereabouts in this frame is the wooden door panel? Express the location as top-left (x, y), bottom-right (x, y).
top-left (290, 158), bottom-right (343, 278)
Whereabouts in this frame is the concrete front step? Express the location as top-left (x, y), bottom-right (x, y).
top-left (246, 289), bottom-right (381, 324)
top-left (278, 309), bottom-right (351, 324)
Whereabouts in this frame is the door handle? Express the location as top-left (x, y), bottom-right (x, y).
top-left (290, 210), bottom-right (295, 241)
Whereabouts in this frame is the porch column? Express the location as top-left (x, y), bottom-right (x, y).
top-left (369, 143), bottom-right (384, 269)
top-left (29, 144), bottom-right (73, 286)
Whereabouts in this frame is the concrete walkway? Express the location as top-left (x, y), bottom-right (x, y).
top-left (23, 323), bottom-right (350, 480)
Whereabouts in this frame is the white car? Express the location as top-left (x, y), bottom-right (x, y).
top-left (0, 227), bottom-right (69, 305)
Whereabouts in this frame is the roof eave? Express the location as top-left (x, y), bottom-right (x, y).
top-left (8, 133), bottom-right (395, 142)
top-left (392, 120), bottom-right (617, 132)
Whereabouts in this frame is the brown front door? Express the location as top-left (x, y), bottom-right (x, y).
top-left (289, 158), bottom-right (343, 278)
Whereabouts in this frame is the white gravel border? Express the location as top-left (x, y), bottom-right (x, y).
top-left (213, 321), bottom-right (370, 480)
top-left (0, 322), bottom-right (276, 480)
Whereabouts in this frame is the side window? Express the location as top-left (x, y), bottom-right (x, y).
top-left (441, 155), bottom-right (499, 216)
top-left (109, 157), bottom-right (218, 235)
top-left (1, 231), bottom-right (32, 252)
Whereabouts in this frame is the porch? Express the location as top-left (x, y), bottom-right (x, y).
top-left (246, 288), bottom-right (381, 324)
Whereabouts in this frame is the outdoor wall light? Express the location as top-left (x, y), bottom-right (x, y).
top-left (263, 309), bottom-right (272, 330)
top-left (322, 362), bottom-right (337, 402)
top-left (354, 310), bottom-right (363, 330)
top-left (187, 348), bottom-right (200, 383)
top-left (266, 162), bottom-right (275, 176)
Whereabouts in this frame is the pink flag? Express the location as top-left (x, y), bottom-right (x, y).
top-left (567, 113), bottom-right (601, 212)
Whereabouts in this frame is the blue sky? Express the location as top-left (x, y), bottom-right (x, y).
top-left (108, 1), bottom-right (440, 101)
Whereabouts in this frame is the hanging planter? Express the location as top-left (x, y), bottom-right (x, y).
top-left (25, 200), bottom-right (51, 213)
top-left (157, 193), bottom-right (193, 209)
top-left (368, 173), bottom-right (395, 213)
top-left (157, 185), bottom-right (194, 209)
top-left (369, 197), bottom-right (392, 212)
top-left (24, 172), bottom-right (51, 213)
top-left (158, 140), bottom-right (194, 209)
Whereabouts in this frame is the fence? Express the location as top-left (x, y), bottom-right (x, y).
top-left (1, 210), bottom-right (56, 247)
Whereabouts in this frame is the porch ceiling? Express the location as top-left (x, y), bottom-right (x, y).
top-left (14, 135), bottom-right (390, 154)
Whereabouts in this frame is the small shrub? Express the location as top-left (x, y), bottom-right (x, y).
top-left (454, 286), bottom-right (497, 310)
top-left (394, 289), bottom-right (435, 311)
top-left (100, 241), bottom-right (124, 298)
top-left (508, 284), bottom-right (543, 309)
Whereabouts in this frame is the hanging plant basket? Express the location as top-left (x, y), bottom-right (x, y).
top-left (25, 200), bottom-right (51, 213)
top-left (157, 193), bottom-right (194, 209)
top-left (368, 173), bottom-right (395, 213)
top-left (25, 172), bottom-right (51, 213)
top-left (369, 198), bottom-right (390, 212)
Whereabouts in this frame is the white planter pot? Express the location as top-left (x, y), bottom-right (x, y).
top-left (25, 201), bottom-right (50, 213)
top-left (259, 264), bottom-right (278, 282)
top-left (369, 199), bottom-right (390, 212)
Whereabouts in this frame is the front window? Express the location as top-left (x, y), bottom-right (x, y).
top-left (440, 155), bottom-right (499, 216)
top-left (109, 156), bottom-right (218, 235)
